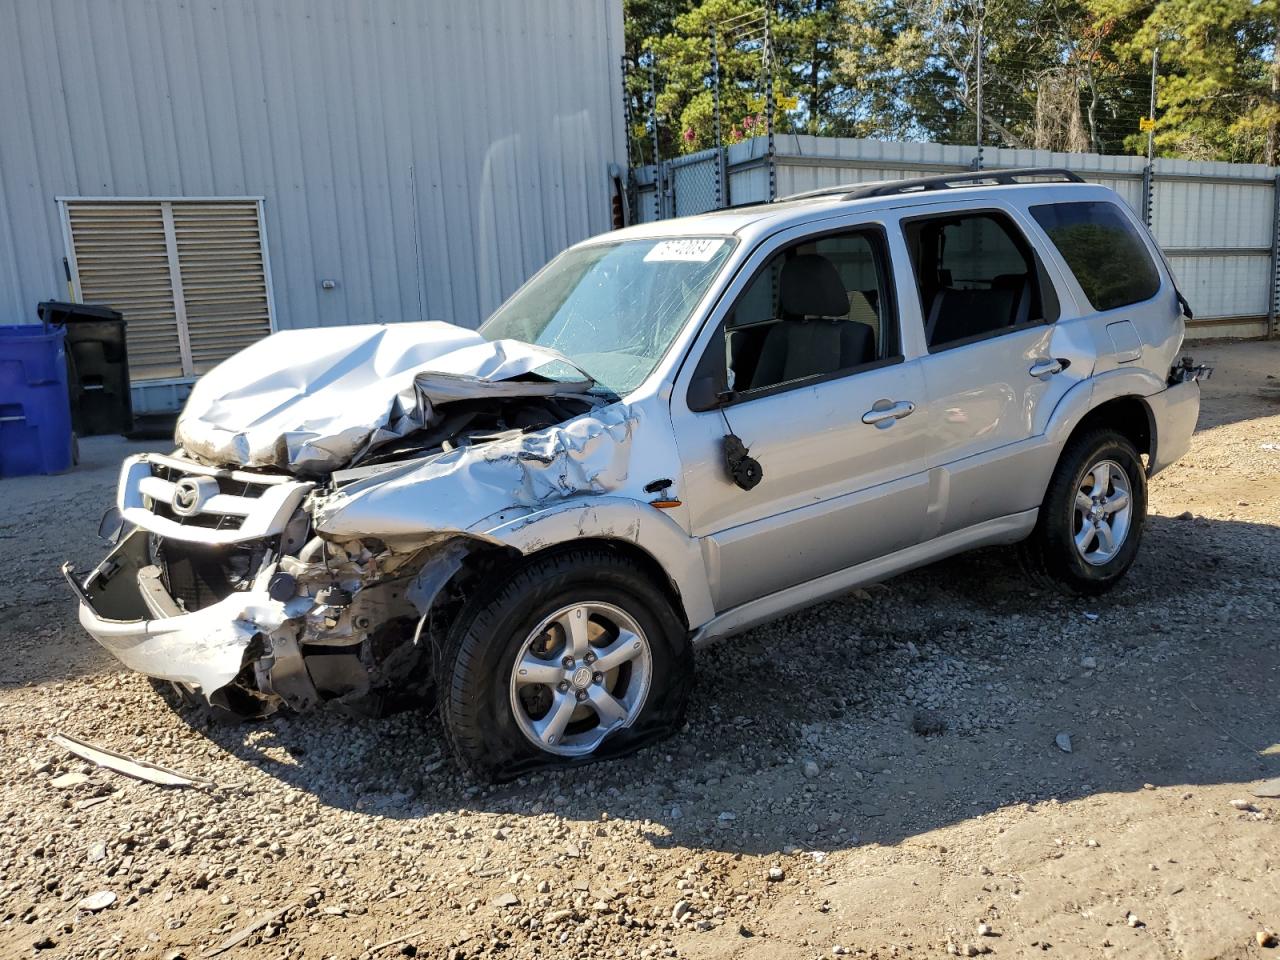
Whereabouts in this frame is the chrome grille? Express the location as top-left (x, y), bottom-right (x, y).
top-left (119, 453), bottom-right (312, 545)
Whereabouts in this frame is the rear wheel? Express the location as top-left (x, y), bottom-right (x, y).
top-left (437, 547), bottom-right (692, 780)
top-left (1021, 428), bottom-right (1147, 595)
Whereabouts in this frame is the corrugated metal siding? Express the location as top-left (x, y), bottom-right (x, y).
top-left (0, 0), bottom-right (626, 333)
top-left (1169, 254), bottom-right (1272, 321)
top-left (711, 136), bottom-right (1277, 337)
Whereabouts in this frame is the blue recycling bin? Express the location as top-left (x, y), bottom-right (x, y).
top-left (0, 323), bottom-right (75, 477)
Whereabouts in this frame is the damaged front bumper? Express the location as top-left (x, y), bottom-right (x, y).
top-left (64, 540), bottom-right (294, 704)
top-left (64, 529), bottom-right (328, 715)
top-left (66, 386), bottom-right (641, 716)
top-left (64, 451), bottom-right (448, 717)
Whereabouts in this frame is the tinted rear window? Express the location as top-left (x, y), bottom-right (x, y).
top-left (1029, 201), bottom-right (1161, 311)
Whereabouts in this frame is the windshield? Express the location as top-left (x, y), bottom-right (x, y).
top-left (479, 237), bottom-right (735, 397)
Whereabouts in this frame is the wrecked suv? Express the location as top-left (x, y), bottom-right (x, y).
top-left (67, 169), bottom-right (1207, 779)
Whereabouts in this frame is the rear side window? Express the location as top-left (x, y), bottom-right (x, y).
top-left (1029, 201), bottom-right (1161, 312)
top-left (902, 211), bottom-right (1050, 351)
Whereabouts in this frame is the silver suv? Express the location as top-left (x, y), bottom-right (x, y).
top-left (67, 169), bottom-right (1207, 778)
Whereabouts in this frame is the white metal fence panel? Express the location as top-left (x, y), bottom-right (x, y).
top-left (632, 165), bottom-right (663, 223)
top-left (644, 135), bottom-right (1279, 340)
top-left (1167, 255), bottom-right (1273, 326)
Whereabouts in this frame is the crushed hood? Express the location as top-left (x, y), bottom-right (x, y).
top-left (175, 322), bottom-right (593, 474)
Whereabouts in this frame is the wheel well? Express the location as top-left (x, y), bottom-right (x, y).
top-left (1070, 396), bottom-right (1154, 462)
top-left (521, 538), bottom-right (689, 628)
top-left (433, 536), bottom-right (689, 630)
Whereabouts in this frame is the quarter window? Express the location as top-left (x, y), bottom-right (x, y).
top-left (1029, 201), bottom-right (1161, 312)
top-left (903, 211), bottom-right (1050, 351)
top-left (718, 229), bottom-right (898, 394)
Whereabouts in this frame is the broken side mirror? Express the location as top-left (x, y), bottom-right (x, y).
top-left (687, 325), bottom-right (733, 412)
top-left (97, 506), bottom-right (125, 543)
top-left (687, 375), bottom-right (729, 412)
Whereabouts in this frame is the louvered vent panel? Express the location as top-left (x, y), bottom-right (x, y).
top-left (171, 202), bottom-right (272, 374)
top-left (66, 202), bottom-right (185, 379)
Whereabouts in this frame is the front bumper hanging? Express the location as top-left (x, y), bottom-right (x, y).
top-left (62, 529), bottom-right (309, 703)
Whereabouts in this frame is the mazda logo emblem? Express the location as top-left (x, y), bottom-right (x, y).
top-left (171, 477), bottom-right (208, 517)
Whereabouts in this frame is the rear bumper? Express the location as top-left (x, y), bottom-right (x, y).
top-left (1147, 379), bottom-right (1201, 476)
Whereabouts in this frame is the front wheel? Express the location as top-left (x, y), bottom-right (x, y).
top-left (437, 547), bottom-right (692, 780)
top-left (1020, 428), bottom-right (1148, 595)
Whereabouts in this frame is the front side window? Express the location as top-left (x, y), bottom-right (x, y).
top-left (1029, 201), bottom-right (1161, 312)
top-left (480, 237), bottom-right (734, 397)
top-left (903, 211), bottom-right (1050, 351)
top-left (712, 229), bottom-right (898, 395)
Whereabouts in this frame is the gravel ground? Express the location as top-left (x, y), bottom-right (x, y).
top-left (2, 340), bottom-right (1278, 960)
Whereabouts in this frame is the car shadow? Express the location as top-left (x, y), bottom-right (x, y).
top-left (173, 512), bottom-right (1280, 857)
top-left (1187, 341), bottom-right (1280, 431)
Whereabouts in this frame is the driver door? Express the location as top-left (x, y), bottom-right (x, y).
top-left (670, 220), bottom-right (931, 612)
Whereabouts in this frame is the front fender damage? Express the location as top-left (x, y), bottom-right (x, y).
top-left (312, 403), bottom-right (639, 543)
top-left (69, 403), bottom-right (645, 719)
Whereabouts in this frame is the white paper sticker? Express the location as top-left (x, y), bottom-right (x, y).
top-left (643, 238), bottom-right (723, 263)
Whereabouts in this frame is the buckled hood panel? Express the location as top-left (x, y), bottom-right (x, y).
top-left (175, 321), bottom-right (592, 475)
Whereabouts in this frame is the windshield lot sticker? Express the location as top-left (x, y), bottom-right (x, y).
top-left (644, 239), bottom-right (722, 262)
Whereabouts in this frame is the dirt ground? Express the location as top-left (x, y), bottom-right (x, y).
top-left (1, 340), bottom-right (1278, 960)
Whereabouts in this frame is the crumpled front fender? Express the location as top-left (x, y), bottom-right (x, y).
top-left (312, 403), bottom-right (640, 545)
top-left (310, 400), bottom-right (714, 629)
top-left (470, 497), bottom-right (715, 629)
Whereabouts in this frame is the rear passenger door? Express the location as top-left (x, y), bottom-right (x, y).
top-left (904, 206), bottom-right (1088, 536)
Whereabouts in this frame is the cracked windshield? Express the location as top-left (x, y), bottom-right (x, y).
top-left (480, 236), bottom-right (734, 396)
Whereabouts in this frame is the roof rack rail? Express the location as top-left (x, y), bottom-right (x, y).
top-left (779, 167), bottom-right (1085, 204)
top-left (779, 179), bottom-right (894, 202)
top-left (842, 167), bottom-right (1084, 201)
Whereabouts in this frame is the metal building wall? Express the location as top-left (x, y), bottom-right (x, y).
top-left (0, 0), bottom-right (626, 331)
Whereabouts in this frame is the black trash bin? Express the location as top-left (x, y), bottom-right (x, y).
top-left (38, 301), bottom-right (134, 437)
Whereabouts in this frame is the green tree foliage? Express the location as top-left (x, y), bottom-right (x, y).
top-left (1085, 0), bottom-right (1280, 162)
top-left (629, 0), bottom-right (862, 159)
top-left (625, 0), bottom-right (1280, 163)
top-left (835, 0), bottom-right (1156, 154)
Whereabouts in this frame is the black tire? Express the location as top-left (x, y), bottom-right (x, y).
top-left (437, 547), bottom-right (693, 781)
top-left (1020, 428), bottom-right (1147, 596)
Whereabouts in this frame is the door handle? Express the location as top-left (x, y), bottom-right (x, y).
top-left (1029, 358), bottom-right (1065, 378)
top-left (862, 399), bottom-right (915, 427)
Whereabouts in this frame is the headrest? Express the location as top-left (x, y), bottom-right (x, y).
top-left (779, 254), bottom-right (849, 318)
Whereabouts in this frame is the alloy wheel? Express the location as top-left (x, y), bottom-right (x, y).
top-left (1072, 459), bottom-right (1133, 565)
top-left (508, 601), bottom-right (653, 757)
